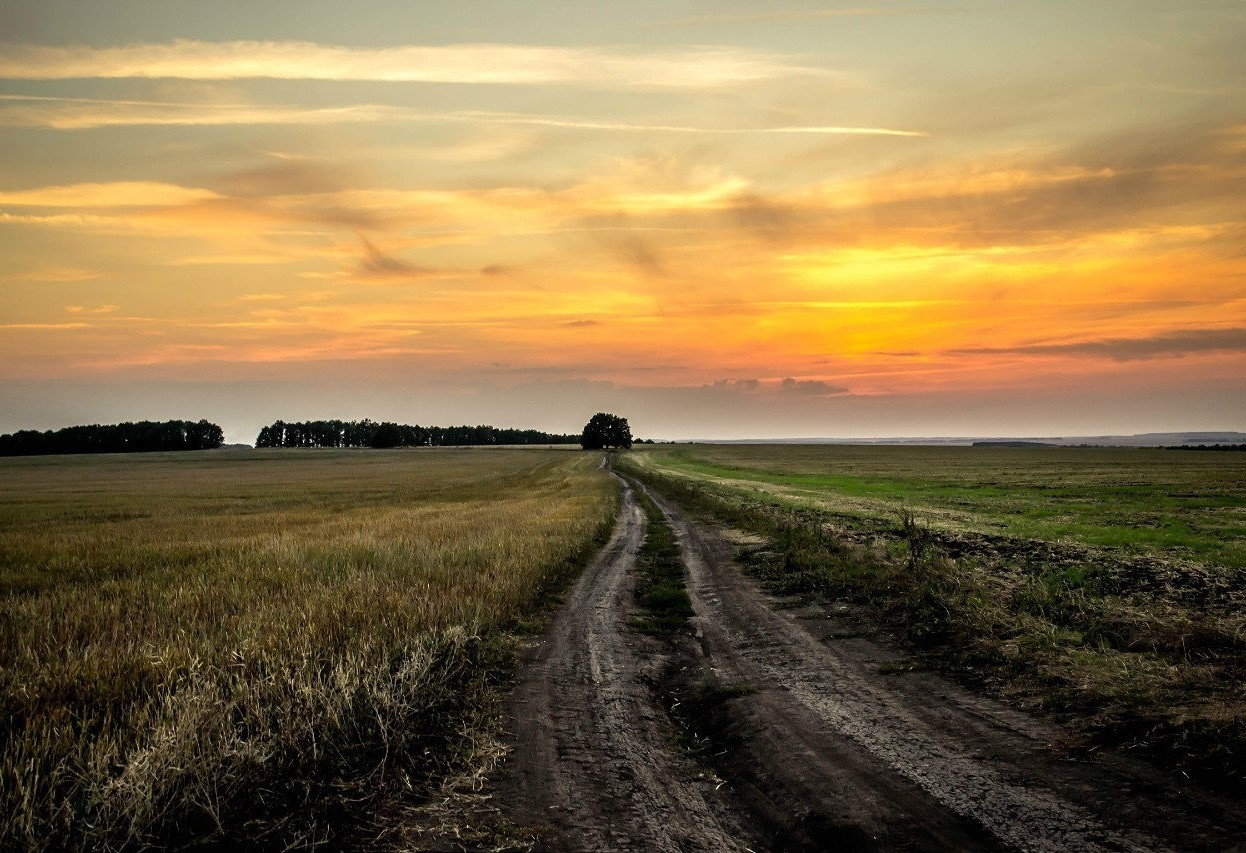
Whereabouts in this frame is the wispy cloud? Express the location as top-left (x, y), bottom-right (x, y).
top-left (700, 377), bottom-right (850, 396)
top-left (0, 94), bottom-right (397, 129)
top-left (951, 328), bottom-right (1246, 361)
top-left (355, 236), bottom-right (437, 280)
top-left (9, 267), bottom-right (102, 282)
top-left (0, 40), bottom-right (818, 88)
top-left (0, 182), bottom-right (219, 207)
top-left (0, 96), bottom-right (925, 136)
top-left (655, 7), bottom-right (925, 28)
top-left (778, 377), bottom-right (850, 396)
top-left (454, 110), bottom-right (927, 137)
top-left (169, 255), bottom-right (296, 266)
top-left (0, 212), bottom-right (126, 229)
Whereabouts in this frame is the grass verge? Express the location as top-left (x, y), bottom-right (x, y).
top-left (626, 478), bottom-right (750, 797)
top-left (618, 454), bottom-right (1246, 792)
top-left (629, 486), bottom-right (693, 635)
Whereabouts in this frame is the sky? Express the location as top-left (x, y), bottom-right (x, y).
top-left (1, 1), bottom-right (1244, 443)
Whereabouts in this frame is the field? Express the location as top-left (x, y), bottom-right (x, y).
top-left (623, 444), bottom-right (1246, 784)
top-left (631, 444), bottom-right (1246, 565)
top-left (6, 441), bottom-right (1243, 851)
top-left (0, 448), bottom-right (616, 851)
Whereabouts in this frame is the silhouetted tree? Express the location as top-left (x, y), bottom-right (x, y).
top-left (581, 413), bottom-right (632, 450)
top-left (0, 420), bottom-right (226, 456)
top-left (369, 422), bottom-right (405, 448)
top-left (252, 419), bottom-right (581, 449)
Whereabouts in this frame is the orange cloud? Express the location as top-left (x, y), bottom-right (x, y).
top-left (2, 116), bottom-right (1242, 405)
top-left (0, 182), bottom-right (220, 207)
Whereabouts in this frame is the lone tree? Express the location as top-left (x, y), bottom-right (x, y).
top-left (581, 413), bottom-right (633, 450)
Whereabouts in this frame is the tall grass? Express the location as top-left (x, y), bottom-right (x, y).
top-left (0, 448), bottom-right (616, 850)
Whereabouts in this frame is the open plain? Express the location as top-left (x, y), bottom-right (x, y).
top-left (0, 448), bottom-right (615, 851)
top-left (4, 444), bottom-right (1244, 851)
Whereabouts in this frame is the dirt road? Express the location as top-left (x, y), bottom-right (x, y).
top-left (491, 470), bottom-right (1246, 851)
top-left (494, 474), bottom-right (755, 851)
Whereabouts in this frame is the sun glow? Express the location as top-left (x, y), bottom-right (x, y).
top-left (2, 7), bottom-right (1244, 438)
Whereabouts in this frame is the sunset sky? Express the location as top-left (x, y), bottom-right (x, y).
top-left (2, 1), bottom-right (1244, 442)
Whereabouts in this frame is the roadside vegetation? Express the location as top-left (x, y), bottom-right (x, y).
top-left (626, 482), bottom-right (741, 792)
top-left (620, 444), bottom-right (1246, 789)
top-left (0, 448), bottom-right (616, 851)
top-left (630, 487), bottom-right (693, 634)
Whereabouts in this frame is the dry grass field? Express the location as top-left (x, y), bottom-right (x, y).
top-left (623, 444), bottom-right (1246, 786)
top-left (0, 447), bottom-right (615, 851)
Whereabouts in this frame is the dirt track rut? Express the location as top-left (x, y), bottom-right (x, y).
top-left (495, 474), bottom-right (752, 851)
top-left (492, 469), bottom-right (1245, 851)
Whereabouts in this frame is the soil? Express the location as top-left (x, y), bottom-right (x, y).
top-left (492, 474), bottom-right (756, 851)
top-left (487, 472), bottom-right (1246, 852)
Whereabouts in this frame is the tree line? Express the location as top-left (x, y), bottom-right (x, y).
top-left (254, 419), bottom-right (580, 449)
top-left (0, 414), bottom-right (639, 456)
top-left (1167, 443), bottom-right (1246, 451)
top-left (0, 420), bottom-right (225, 456)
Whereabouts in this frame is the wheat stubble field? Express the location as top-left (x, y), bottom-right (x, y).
top-left (0, 448), bottom-right (615, 851)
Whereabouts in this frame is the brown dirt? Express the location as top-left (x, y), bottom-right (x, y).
top-left (491, 474), bottom-right (756, 851)
top-left (487, 471), bottom-right (1246, 852)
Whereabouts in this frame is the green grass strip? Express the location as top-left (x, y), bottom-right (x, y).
top-left (629, 486), bottom-right (693, 634)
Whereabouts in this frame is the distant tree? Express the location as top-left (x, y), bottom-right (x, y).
top-left (580, 413), bottom-right (632, 450)
top-left (370, 422), bottom-right (405, 449)
top-left (0, 420), bottom-right (225, 456)
top-left (252, 418), bottom-right (580, 449)
top-left (186, 419), bottom-right (224, 450)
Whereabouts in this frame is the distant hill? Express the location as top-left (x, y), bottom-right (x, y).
top-left (1021, 432), bottom-right (1246, 447)
top-left (698, 432), bottom-right (1246, 447)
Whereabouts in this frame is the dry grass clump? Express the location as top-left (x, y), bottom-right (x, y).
top-left (0, 448), bottom-right (615, 851)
